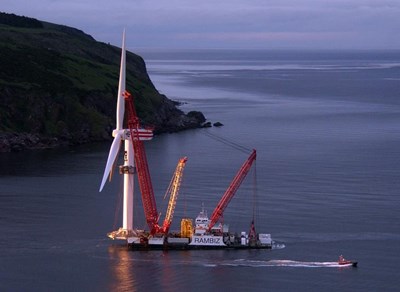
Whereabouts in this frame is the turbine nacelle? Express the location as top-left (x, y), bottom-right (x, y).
top-left (112, 129), bottom-right (154, 141)
top-left (99, 128), bottom-right (154, 192)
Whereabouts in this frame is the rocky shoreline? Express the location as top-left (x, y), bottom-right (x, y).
top-left (0, 110), bottom-right (224, 152)
top-left (0, 132), bottom-right (62, 152)
top-left (0, 13), bottom-right (225, 153)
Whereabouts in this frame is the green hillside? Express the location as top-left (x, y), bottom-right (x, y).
top-left (0, 12), bottom-right (205, 151)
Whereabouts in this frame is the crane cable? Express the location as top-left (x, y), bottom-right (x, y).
top-left (251, 162), bottom-right (259, 224)
top-left (201, 130), bottom-right (252, 154)
top-left (202, 128), bottom-right (259, 226)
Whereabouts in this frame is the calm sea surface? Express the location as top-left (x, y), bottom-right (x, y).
top-left (1, 50), bottom-right (400, 291)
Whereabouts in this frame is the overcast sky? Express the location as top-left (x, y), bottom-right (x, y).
top-left (1, 0), bottom-right (400, 50)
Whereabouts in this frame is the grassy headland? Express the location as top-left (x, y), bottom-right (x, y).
top-left (0, 12), bottom-right (205, 151)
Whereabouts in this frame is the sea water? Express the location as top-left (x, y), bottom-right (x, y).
top-left (1, 49), bottom-right (400, 291)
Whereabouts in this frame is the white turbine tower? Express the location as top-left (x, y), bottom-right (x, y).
top-left (99, 30), bottom-right (153, 241)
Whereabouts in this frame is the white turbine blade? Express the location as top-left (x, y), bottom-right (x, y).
top-left (99, 132), bottom-right (123, 192)
top-left (116, 29), bottom-right (126, 130)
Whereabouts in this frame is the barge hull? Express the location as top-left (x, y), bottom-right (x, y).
top-left (128, 243), bottom-right (272, 251)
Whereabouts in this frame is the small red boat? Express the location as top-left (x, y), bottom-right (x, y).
top-left (338, 255), bottom-right (358, 267)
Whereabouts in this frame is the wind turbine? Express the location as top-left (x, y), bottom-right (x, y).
top-left (99, 30), bottom-right (153, 240)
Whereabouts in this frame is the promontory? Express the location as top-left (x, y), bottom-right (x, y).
top-left (0, 12), bottom-right (206, 152)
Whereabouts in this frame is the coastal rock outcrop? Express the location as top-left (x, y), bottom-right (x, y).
top-left (0, 12), bottom-right (207, 152)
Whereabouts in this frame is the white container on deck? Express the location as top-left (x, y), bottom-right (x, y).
top-left (149, 237), bottom-right (164, 245)
top-left (168, 238), bottom-right (189, 244)
top-left (241, 231), bottom-right (249, 245)
top-left (259, 234), bottom-right (272, 245)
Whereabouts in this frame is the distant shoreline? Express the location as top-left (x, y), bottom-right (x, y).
top-left (0, 132), bottom-right (67, 152)
top-left (0, 113), bottom-right (215, 152)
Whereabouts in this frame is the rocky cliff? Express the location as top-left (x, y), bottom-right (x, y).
top-left (0, 12), bottom-right (206, 152)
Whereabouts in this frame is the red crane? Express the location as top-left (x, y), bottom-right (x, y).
top-left (124, 91), bottom-right (160, 234)
top-left (123, 90), bottom-right (254, 235)
top-left (208, 149), bottom-right (257, 231)
top-left (124, 91), bottom-right (189, 236)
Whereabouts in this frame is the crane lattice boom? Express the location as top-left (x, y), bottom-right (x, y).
top-left (208, 149), bottom-right (257, 230)
top-left (162, 157), bottom-right (188, 234)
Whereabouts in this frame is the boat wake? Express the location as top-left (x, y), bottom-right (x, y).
top-left (206, 259), bottom-right (355, 268)
top-left (272, 242), bottom-right (286, 250)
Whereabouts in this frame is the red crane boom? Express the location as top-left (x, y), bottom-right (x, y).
top-left (124, 91), bottom-right (160, 234)
top-left (208, 149), bottom-right (257, 230)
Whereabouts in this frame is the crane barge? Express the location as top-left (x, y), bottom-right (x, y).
top-left (99, 31), bottom-right (273, 250)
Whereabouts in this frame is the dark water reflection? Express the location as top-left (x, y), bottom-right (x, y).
top-left (1, 50), bottom-right (400, 291)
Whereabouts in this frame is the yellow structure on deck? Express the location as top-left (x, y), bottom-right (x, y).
top-left (180, 218), bottom-right (193, 238)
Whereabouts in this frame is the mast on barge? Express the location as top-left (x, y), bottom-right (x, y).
top-left (99, 31), bottom-right (187, 241)
top-left (99, 30), bottom-right (154, 240)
